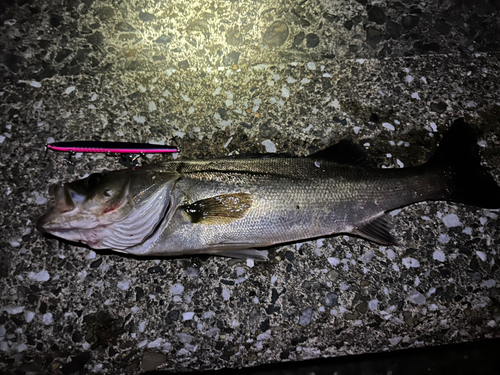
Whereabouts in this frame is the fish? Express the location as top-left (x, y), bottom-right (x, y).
top-left (37, 119), bottom-right (500, 260)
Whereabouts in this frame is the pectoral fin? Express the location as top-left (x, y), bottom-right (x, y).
top-left (352, 214), bottom-right (396, 245)
top-left (183, 193), bottom-right (252, 224)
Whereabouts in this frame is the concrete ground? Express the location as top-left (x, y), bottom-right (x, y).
top-left (1, 0), bottom-right (499, 373)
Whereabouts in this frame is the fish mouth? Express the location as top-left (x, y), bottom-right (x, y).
top-left (36, 183), bottom-right (79, 234)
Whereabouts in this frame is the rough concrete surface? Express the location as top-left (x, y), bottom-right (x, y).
top-left (1, 0), bottom-right (499, 373)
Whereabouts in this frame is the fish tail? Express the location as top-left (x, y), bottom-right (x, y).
top-left (428, 118), bottom-right (500, 208)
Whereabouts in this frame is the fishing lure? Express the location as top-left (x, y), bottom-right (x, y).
top-left (46, 141), bottom-right (179, 167)
top-left (46, 141), bottom-right (179, 154)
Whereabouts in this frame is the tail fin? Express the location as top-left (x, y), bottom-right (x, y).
top-left (428, 118), bottom-right (500, 208)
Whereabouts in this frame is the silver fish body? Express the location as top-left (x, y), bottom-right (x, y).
top-left (37, 120), bottom-right (500, 259)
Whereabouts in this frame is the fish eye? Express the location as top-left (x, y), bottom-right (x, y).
top-left (103, 188), bottom-right (113, 197)
top-left (86, 173), bottom-right (102, 189)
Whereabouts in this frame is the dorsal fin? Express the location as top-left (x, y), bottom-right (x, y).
top-left (227, 141), bottom-right (369, 165)
top-left (309, 140), bottom-right (369, 166)
top-left (221, 153), bottom-right (294, 160)
top-left (162, 140), bottom-right (371, 166)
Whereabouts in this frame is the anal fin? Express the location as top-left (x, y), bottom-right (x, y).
top-left (352, 214), bottom-right (396, 245)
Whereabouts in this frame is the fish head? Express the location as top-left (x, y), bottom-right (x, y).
top-left (37, 169), bottom-right (178, 250)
